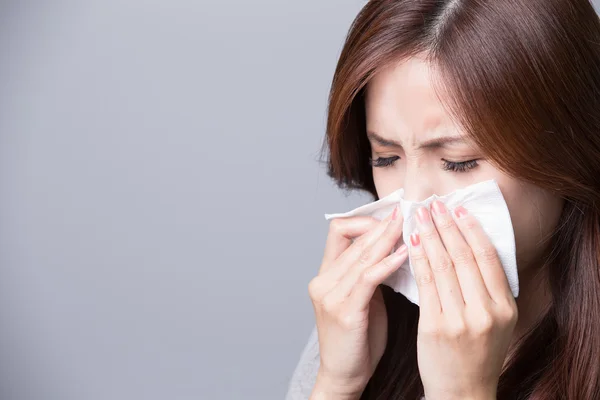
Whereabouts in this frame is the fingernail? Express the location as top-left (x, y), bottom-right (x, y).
top-left (432, 200), bottom-right (446, 215)
top-left (395, 244), bottom-right (408, 255)
top-left (454, 206), bottom-right (469, 219)
top-left (410, 231), bottom-right (421, 247)
top-left (416, 206), bottom-right (431, 225)
top-left (392, 206), bottom-right (399, 221)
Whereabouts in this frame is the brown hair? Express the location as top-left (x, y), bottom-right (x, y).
top-left (322, 0), bottom-right (600, 398)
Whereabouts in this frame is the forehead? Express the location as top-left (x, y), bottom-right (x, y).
top-left (365, 57), bottom-right (458, 138)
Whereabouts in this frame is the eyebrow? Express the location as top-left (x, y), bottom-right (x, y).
top-left (366, 131), bottom-right (466, 149)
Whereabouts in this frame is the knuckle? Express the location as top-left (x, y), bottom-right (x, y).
top-left (411, 251), bottom-right (429, 263)
top-left (474, 245), bottom-right (498, 264)
top-left (419, 321), bottom-right (441, 338)
top-left (308, 277), bottom-right (323, 300)
top-left (471, 310), bottom-right (494, 334)
top-left (352, 236), bottom-right (367, 254)
top-left (382, 219), bottom-right (401, 237)
top-left (420, 228), bottom-right (439, 242)
top-left (464, 217), bottom-right (479, 230)
top-left (509, 307), bottom-right (519, 325)
top-left (449, 248), bottom-right (474, 266)
top-left (357, 267), bottom-right (378, 286)
top-left (497, 302), bottom-right (519, 325)
top-left (378, 230), bottom-right (396, 246)
top-left (329, 219), bottom-right (345, 236)
top-left (446, 320), bottom-right (467, 338)
top-left (320, 295), bottom-right (340, 314)
top-left (337, 310), bottom-right (365, 331)
top-left (432, 256), bottom-right (453, 272)
top-left (357, 248), bottom-right (372, 265)
top-left (416, 271), bottom-right (435, 287)
top-left (436, 217), bottom-right (455, 231)
top-left (380, 256), bottom-right (395, 271)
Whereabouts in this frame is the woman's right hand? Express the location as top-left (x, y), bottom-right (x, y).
top-left (308, 207), bottom-right (408, 399)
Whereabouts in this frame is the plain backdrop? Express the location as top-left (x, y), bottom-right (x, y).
top-left (0, 1), bottom-right (375, 399)
top-left (2, 1), bottom-right (599, 400)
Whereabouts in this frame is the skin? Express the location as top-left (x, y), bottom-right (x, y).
top-left (365, 56), bottom-right (562, 349)
top-left (308, 56), bottom-right (564, 400)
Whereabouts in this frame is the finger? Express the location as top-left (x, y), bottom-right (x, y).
top-left (323, 206), bottom-right (399, 280)
top-left (347, 245), bottom-right (409, 311)
top-left (320, 216), bottom-right (380, 272)
top-left (409, 231), bottom-right (441, 315)
top-left (316, 208), bottom-right (398, 298)
top-left (415, 206), bottom-right (464, 315)
top-left (328, 209), bottom-right (404, 300)
top-left (453, 205), bottom-right (512, 303)
top-left (430, 200), bottom-right (491, 305)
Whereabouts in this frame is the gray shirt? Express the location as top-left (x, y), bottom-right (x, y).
top-left (284, 325), bottom-right (425, 400)
top-left (285, 326), bottom-right (320, 400)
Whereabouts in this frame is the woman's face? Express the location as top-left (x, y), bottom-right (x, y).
top-left (364, 56), bottom-right (564, 274)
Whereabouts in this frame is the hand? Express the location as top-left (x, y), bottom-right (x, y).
top-left (410, 201), bottom-right (518, 400)
top-left (308, 207), bottom-right (408, 399)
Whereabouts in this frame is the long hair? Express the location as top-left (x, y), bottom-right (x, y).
top-left (322, 0), bottom-right (600, 398)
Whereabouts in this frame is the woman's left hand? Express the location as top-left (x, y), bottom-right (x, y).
top-left (410, 200), bottom-right (518, 400)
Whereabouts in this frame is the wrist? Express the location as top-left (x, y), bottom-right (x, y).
top-left (467, 385), bottom-right (497, 400)
top-left (310, 385), bottom-right (361, 400)
top-left (426, 396), bottom-right (495, 400)
top-left (425, 387), bottom-right (496, 400)
top-left (309, 371), bottom-right (364, 400)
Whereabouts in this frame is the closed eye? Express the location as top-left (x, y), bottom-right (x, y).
top-left (369, 156), bottom-right (400, 168)
top-left (442, 159), bottom-right (479, 172)
top-left (369, 156), bottom-right (479, 172)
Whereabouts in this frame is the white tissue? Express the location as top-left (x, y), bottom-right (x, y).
top-left (324, 179), bottom-right (518, 306)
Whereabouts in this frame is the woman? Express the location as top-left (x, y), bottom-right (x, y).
top-left (286, 0), bottom-right (600, 399)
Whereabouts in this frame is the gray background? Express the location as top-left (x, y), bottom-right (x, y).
top-left (0, 1), bottom-right (374, 399)
top-left (4, 1), bottom-right (599, 400)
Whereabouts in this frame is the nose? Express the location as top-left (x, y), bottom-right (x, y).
top-left (401, 165), bottom-right (437, 202)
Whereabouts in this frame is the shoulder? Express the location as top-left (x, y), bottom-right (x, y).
top-left (285, 325), bottom-right (320, 400)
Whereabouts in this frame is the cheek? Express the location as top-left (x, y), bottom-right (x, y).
top-left (510, 208), bottom-right (541, 269)
top-left (504, 185), bottom-right (564, 271)
top-left (372, 167), bottom-right (405, 198)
